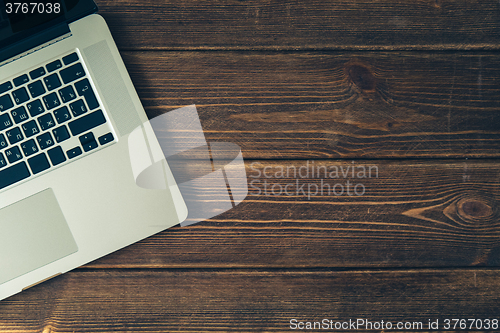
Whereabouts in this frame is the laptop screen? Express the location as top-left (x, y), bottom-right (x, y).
top-left (0, 0), bottom-right (97, 50)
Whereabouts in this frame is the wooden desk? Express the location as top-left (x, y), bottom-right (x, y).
top-left (2, 0), bottom-right (500, 331)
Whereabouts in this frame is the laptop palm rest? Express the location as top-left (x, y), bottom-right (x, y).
top-left (0, 188), bottom-right (78, 285)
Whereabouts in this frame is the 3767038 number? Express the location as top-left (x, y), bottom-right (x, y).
top-left (5, 2), bottom-right (61, 14)
top-left (443, 319), bottom-right (498, 330)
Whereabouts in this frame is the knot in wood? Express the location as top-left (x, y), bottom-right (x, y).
top-left (346, 64), bottom-right (376, 92)
top-left (457, 197), bottom-right (496, 223)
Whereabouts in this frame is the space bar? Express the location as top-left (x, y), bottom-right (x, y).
top-left (0, 162), bottom-right (31, 190)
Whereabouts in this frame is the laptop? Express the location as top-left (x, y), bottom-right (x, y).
top-left (0, 0), bottom-right (187, 300)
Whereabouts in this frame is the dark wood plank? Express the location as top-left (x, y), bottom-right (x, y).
top-left (96, 0), bottom-right (500, 51)
top-left (85, 160), bottom-right (500, 269)
top-left (121, 51), bottom-right (500, 159)
top-left (1, 269), bottom-right (499, 331)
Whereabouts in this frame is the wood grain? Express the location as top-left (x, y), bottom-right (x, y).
top-left (1, 269), bottom-right (499, 332)
top-left (95, 0), bottom-right (500, 51)
top-left (83, 160), bottom-right (500, 269)
top-left (3, 1), bottom-right (500, 330)
top-left (118, 51), bottom-right (500, 159)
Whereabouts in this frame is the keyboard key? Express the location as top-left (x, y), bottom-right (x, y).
top-left (44, 73), bottom-right (62, 91)
top-left (22, 120), bottom-right (40, 137)
top-left (79, 132), bottom-right (98, 152)
top-left (0, 113), bottom-right (13, 131)
top-left (79, 132), bottom-right (94, 143)
top-left (75, 79), bottom-right (99, 110)
top-left (67, 146), bottom-right (82, 159)
top-left (12, 87), bottom-right (29, 105)
top-left (5, 146), bottom-right (22, 163)
top-left (42, 92), bottom-right (61, 110)
top-left (62, 52), bottom-right (79, 65)
top-left (52, 125), bottom-right (70, 142)
top-left (59, 85), bottom-right (77, 103)
top-left (0, 134), bottom-right (7, 150)
top-left (46, 59), bottom-right (62, 72)
top-left (48, 146), bottom-right (66, 166)
top-left (29, 67), bottom-right (46, 80)
top-left (27, 99), bottom-right (45, 117)
top-left (38, 113), bottom-right (56, 131)
top-left (84, 91), bottom-right (99, 110)
top-left (11, 106), bottom-right (29, 124)
top-left (60, 63), bottom-right (85, 84)
top-left (0, 94), bottom-right (14, 111)
top-left (69, 99), bottom-right (87, 117)
top-left (82, 139), bottom-right (98, 152)
top-left (68, 110), bottom-right (106, 136)
top-left (6, 127), bottom-right (23, 144)
top-left (98, 132), bottom-right (114, 145)
top-left (21, 139), bottom-right (38, 157)
top-left (0, 161), bottom-right (30, 190)
top-left (13, 74), bottom-right (29, 87)
top-left (74, 78), bottom-right (91, 96)
top-left (54, 106), bottom-right (72, 124)
top-left (37, 132), bottom-right (55, 150)
top-left (0, 153), bottom-right (6, 168)
top-left (27, 80), bottom-right (46, 98)
top-left (0, 81), bottom-right (12, 94)
top-left (28, 153), bottom-right (50, 174)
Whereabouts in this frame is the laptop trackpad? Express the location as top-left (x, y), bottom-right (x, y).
top-left (0, 188), bottom-right (78, 284)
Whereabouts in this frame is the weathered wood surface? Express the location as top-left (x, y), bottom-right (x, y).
top-left (2, 1), bottom-right (500, 331)
top-left (96, 0), bottom-right (500, 51)
top-left (85, 160), bottom-right (500, 269)
top-left (120, 51), bottom-right (500, 159)
top-left (1, 269), bottom-right (499, 332)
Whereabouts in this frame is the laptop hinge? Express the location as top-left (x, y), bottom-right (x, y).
top-left (0, 22), bottom-right (70, 66)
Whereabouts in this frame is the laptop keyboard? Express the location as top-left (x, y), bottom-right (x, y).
top-left (0, 51), bottom-right (115, 191)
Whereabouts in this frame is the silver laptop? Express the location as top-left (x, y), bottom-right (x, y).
top-left (0, 0), bottom-right (187, 300)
